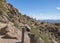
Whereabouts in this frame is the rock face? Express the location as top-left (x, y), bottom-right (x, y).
top-left (0, 22), bottom-right (7, 35)
top-left (0, 22), bottom-right (21, 39)
top-left (0, 0), bottom-right (60, 43)
top-left (3, 24), bottom-right (20, 39)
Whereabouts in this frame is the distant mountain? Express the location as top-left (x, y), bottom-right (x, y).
top-left (40, 20), bottom-right (60, 23)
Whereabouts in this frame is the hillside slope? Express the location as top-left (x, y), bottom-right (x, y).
top-left (0, 0), bottom-right (60, 43)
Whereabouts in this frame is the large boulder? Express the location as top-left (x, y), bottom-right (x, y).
top-left (0, 22), bottom-right (7, 35)
top-left (0, 22), bottom-right (7, 29)
top-left (0, 22), bottom-right (21, 39)
top-left (3, 23), bottom-right (21, 39)
top-left (3, 32), bottom-right (18, 39)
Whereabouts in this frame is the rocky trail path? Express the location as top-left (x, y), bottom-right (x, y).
top-left (0, 35), bottom-right (21, 43)
top-left (0, 22), bottom-right (30, 43)
top-left (0, 30), bottom-right (30, 43)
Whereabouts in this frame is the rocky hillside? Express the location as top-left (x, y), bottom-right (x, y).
top-left (0, 0), bottom-right (60, 43)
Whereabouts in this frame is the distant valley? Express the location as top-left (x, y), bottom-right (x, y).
top-left (40, 20), bottom-right (60, 23)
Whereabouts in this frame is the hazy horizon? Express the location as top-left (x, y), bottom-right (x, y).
top-left (7, 0), bottom-right (60, 20)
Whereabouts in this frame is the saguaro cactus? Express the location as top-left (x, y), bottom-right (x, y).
top-left (21, 25), bottom-right (31, 43)
top-left (21, 27), bottom-right (25, 43)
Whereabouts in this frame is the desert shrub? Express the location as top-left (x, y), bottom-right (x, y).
top-left (54, 23), bottom-right (60, 26)
top-left (0, 1), bottom-right (6, 11)
top-left (40, 22), bottom-right (44, 24)
top-left (13, 21), bottom-right (19, 27)
top-left (7, 12), bottom-right (14, 18)
top-left (0, 10), bottom-right (3, 15)
top-left (0, 10), bottom-right (4, 17)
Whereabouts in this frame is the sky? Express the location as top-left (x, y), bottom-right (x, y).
top-left (7, 0), bottom-right (60, 20)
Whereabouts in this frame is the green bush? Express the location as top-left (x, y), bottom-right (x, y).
top-left (13, 21), bottom-right (19, 28)
top-left (0, 1), bottom-right (6, 11)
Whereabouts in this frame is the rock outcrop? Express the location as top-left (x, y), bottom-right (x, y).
top-left (0, 22), bottom-right (7, 35)
top-left (0, 0), bottom-right (60, 43)
top-left (0, 22), bottom-right (21, 39)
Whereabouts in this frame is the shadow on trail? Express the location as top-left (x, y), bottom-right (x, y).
top-left (15, 42), bottom-right (21, 43)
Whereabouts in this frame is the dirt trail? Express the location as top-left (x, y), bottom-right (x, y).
top-left (0, 35), bottom-right (21, 43)
top-left (0, 32), bottom-right (30, 43)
